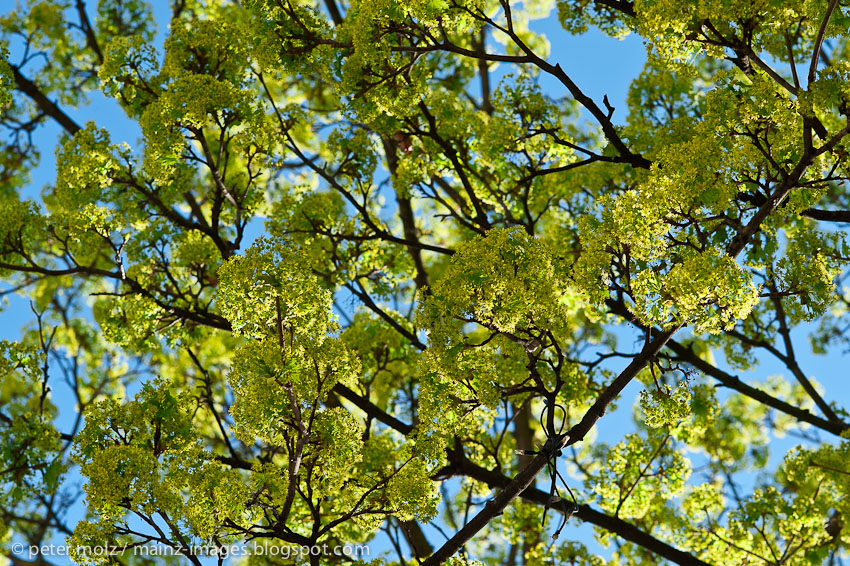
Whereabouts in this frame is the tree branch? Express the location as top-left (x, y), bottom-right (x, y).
top-left (454, 456), bottom-right (714, 566)
top-left (11, 67), bottom-right (81, 135)
top-left (604, 298), bottom-right (849, 436)
top-left (594, 0), bottom-right (636, 18)
top-left (564, 324), bottom-right (681, 448)
top-left (75, 0), bottom-right (104, 64)
top-left (332, 383), bottom-right (414, 434)
top-left (665, 338), bottom-right (848, 437)
top-left (809, 0), bottom-right (840, 84)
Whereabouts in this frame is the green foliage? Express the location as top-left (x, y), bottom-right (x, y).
top-left (2, 0), bottom-right (850, 565)
top-left (0, 341), bottom-right (61, 540)
top-left (0, 42), bottom-right (12, 108)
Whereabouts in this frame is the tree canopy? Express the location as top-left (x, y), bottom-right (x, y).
top-left (2, 0), bottom-right (850, 565)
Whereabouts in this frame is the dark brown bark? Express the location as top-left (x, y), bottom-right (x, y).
top-left (11, 67), bottom-right (81, 135)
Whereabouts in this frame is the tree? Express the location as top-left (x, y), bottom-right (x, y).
top-left (1, 0), bottom-right (850, 564)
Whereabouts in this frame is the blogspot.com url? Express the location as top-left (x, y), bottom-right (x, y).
top-left (11, 541), bottom-right (371, 561)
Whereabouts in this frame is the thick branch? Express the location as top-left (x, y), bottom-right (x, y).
top-left (664, 339), bottom-right (848, 437)
top-left (604, 298), bottom-right (849, 436)
top-left (400, 520), bottom-right (433, 559)
top-left (809, 0), bottom-right (840, 84)
top-left (75, 0), bottom-right (104, 64)
top-left (770, 294), bottom-right (841, 423)
top-left (801, 208), bottom-right (850, 222)
top-left (738, 192), bottom-right (850, 224)
top-left (455, 457), bottom-right (713, 566)
top-left (382, 138), bottom-right (431, 291)
top-left (332, 383), bottom-right (414, 434)
top-left (11, 67), bottom-right (81, 135)
top-left (595, 0), bottom-right (636, 17)
top-left (564, 324), bottom-right (681, 447)
top-left (726, 119), bottom-right (848, 256)
top-left (421, 439), bottom-right (563, 566)
top-left (473, 28), bottom-right (493, 115)
top-left (344, 281), bottom-right (426, 350)
top-left (324, 0), bottom-right (343, 25)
